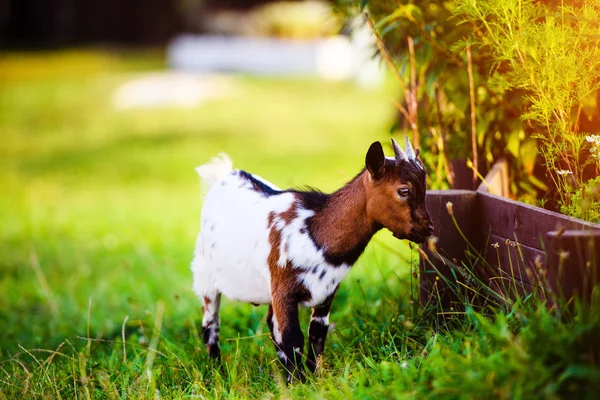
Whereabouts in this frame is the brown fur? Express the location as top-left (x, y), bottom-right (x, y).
top-left (202, 296), bottom-right (212, 313)
top-left (310, 171), bottom-right (375, 256)
top-left (266, 204), bottom-right (312, 383)
top-left (267, 204), bottom-right (311, 330)
top-left (280, 206), bottom-right (298, 225)
top-left (364, 160), bottom-right (415, 237)
top-left (310, 160), bottom-right (418, 257)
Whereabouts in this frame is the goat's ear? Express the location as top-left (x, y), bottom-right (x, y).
top-left (366, 141), bottom-right (385, 180)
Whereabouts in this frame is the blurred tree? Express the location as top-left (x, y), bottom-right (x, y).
top-left (0, 0), bottom-right (314, 47)
top-left (1, 0), bottom-right (182, 47)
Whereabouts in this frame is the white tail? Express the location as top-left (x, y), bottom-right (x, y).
top-left (195, 153), bottom-right (233, 192)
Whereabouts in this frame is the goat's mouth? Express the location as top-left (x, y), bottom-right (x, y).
top-left (392, 232), bottom-right (406, 240)
top-left (409, 232), bottom-right (430, 244)
top-left (393, 228), bottom-right (432, 244)
top-left (392, 231), bottom-right (427, 243)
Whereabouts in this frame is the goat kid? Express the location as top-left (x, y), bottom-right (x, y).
top-left (191, 138), bottom-right (433, 383)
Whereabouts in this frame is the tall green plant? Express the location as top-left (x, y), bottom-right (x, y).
top-left (340, 0), bottom-right (600, 219)
top-left (339, 0), bottom-right (542, 194)
top-left (455, 0), bottom-right (600, 210)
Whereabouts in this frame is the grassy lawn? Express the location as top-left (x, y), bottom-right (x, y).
top-left (1, 50), bottom-right (599, 399)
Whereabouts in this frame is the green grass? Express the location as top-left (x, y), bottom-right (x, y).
top-left (1, 50), bottom-right (600, 399)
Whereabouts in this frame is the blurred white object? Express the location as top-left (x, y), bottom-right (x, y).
top-left (112, 72), bottom-right (235, 110)
top-left (349, 17), bottom-right (384, 87)
top-left (168, 35), bottom-right (345, 78)
top-left (315, 36), bottom-right (356, 81)
top-left (167, 29), bottom-right (383, 86)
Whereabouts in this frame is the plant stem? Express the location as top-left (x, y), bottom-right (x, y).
top-left (364, 12), bottom-right (414, 130)
top-left (408, 36), bottom-right (420, 150)
top-left (364, 12), bottom-right (409, 94)
top-left (467, 44), bottom-right (479, 189)
top-left (434, 84), bottom-right (454, 186)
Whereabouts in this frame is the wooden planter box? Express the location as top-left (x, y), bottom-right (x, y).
top-left (420, 161), bottom-right (600, 306)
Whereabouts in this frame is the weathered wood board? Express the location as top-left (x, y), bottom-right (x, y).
top-left (420, 185), bottom-right (600, 306)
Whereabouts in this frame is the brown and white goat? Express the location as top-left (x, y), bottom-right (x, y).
top-left (191, 138), bottom-right (433, 382)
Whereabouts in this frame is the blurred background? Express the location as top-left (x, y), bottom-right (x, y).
top-left (0, 0), bottom-right (407, 352)
top-left (2, 0), bottom-right (599, 356)
top-left (2, 1), bottom-right (600, 397)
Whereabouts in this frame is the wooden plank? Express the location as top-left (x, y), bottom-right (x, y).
top-left (420, 190), bottom-right (480, 306)
top-left (478, 191), bottom-right (600, 250)
top-left (545, 231), bottom-right (600, 301)
top-left (477, 158), bottom-right (510, 197)
top-left (420, 188), bottom-right (600, 306)
top-left (483, 233), bottom-right (546, 297)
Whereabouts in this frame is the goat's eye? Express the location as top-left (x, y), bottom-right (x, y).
top-left (398, 188), bottom-right (410, 197)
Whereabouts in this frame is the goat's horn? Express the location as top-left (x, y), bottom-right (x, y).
top-left (391, 138), bottom-right (407, 161)
top-left (405, 136), bottom-right (416, 160)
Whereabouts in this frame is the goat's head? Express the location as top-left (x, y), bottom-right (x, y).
top-left (364, 137), bottom-right (434, 244)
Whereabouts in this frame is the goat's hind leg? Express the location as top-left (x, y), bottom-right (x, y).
top-left (201, 291), bottom-right (222, 358)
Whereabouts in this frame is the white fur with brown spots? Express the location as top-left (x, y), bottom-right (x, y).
top-left (191, 138), bottom-right (433, 383)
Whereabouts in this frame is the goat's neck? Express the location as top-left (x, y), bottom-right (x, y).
top-left (310, 171), bottom-right (380, 260)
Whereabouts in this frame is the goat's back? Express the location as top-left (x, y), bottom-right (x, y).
top-left (192, 170), bottom-right (295, 304)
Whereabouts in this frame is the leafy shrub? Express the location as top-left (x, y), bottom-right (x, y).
top-left (561, 176), bottom-right (600, 223)
top-left (339, 0), bottom-right (600, 221)
top-left (455, 0), bottom-right (600, 211)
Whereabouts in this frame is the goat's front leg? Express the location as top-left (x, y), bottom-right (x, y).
top-left (269, 294), bottom-right (305, 384)
top-left (266, 305), bottom-right (287, 366)
top-left (306, 289), bottom-right (337, 373)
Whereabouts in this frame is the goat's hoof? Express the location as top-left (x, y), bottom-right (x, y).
top-left (306, 358), bottom-right (320, 374)
top-left (205, 345), bottom-right (221, 360)
top-left (285, 368), bottom-right (306, 385)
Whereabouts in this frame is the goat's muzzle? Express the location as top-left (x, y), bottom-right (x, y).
top-left (403, 223), bottom-right (434, 244)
